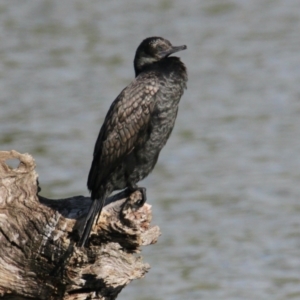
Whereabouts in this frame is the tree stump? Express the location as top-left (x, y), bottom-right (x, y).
top-left (0, 150), bottom-right (161, 300)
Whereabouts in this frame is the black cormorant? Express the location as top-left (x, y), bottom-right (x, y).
top-left (79, 37), bottom-right (188, 247)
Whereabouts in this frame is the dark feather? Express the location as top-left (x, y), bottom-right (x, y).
top-left (87, 72), bottom-right (159, 198)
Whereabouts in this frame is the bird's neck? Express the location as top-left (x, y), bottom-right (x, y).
top-left (134, 56), bottom-right (175, 77)
top-left (134, 57), bottom-right (184, 77)
top-left (134, 57), bottom-right (158, 77)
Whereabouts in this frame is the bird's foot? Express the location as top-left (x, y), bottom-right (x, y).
top-left (128, 186), bottom-right (147, 207)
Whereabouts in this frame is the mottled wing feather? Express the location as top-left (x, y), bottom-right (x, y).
top-left (88, 72), bottom-right (159, 193)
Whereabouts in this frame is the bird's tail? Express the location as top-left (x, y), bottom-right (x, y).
top-left (78, 196), bottom-right (105, 247)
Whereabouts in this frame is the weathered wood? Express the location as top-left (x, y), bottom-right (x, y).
top-left (0, 150), bottom-right (161, 300)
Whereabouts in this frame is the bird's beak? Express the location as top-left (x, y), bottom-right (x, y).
top-left (161, 45), bottom-right (187, 57)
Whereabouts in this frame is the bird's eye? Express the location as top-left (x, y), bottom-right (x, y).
top-left (156, 45), bottom-right (164, 51)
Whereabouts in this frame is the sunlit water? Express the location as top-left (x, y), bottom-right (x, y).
top-left (1, 1), bottom-right (300, 299)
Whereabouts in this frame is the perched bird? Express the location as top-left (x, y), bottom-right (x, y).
top-left (78, 37), bottom-right (188, 247)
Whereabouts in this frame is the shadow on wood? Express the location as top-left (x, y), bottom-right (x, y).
top-left (0, 150), bottom-right (161, 300)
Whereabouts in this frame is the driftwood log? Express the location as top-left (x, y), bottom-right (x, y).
top-left (0, 150), bottom-right (161, 300)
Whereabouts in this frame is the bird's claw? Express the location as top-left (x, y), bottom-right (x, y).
top-left (128, 186), bottom-right (147, 207)
top-left (136, 187), bottom-right (147, 207)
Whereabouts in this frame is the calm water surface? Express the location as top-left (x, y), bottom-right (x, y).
top-left (1, 1), bottom-right (300, 299)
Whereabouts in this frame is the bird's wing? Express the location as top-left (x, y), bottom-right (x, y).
top-left (88, 72), bottom-right (159, 193)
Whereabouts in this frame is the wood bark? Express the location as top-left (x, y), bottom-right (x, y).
top-left (0, 150), bottom-right (161, 300)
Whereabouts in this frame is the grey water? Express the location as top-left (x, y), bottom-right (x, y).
top-left (1, 1), bottom-right (300, 299)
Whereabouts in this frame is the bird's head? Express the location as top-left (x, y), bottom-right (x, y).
top-left (134, 37), bottom-right (187, 76)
